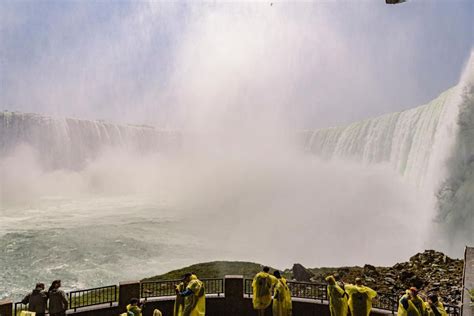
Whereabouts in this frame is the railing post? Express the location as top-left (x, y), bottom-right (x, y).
top-left (0, 300), bottom-right (12, 316)
top-left (119, 281), bottom-right (141, 312)
top-left (224, 275), bottom-right (245, 315)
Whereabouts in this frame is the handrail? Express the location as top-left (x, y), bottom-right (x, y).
top-left (14, 284), bottom-right (118, 314)
top-left (140, 278), bottom-right (224, 300)
top-left (243, 279), bottom-right (461, 316)
top-left (12, 279), bottom-right (461, 316)
top-left (68, 284), bottom-right (117, 311)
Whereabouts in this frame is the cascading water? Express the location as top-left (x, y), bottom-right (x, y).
top-left (303, 88), bottom-right (454, 186)
top-left (303, 54), bottom-right (474, 254)
top-left (0, 112), bottom-right (180, 170)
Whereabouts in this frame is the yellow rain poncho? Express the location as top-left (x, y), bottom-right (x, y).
top-left (252, 272), bottom-right (277, 310)
top-left (126, 304), bottom-right (142, 316)
top-left (397, 292), bottom-right (426, 316)
top-left (344, 284), bottom-right (377, 316)
top-left (174, 282), bottom-right (186, 316)
top-left (425, 301), bottom-right (448, 316)
top-left (326, 276), bottom-right (348, 316)
top-left (183, 275), bottom-right (205, 316)
top-left (272, 277), bottom-right (292, 316)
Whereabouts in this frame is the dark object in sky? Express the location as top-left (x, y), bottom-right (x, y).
top-left (386, 0), bottom-right (406, 4)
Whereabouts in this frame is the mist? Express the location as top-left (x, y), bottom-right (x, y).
top-left (1, 2), bottom-right (472, 127)
top-left (1, 1), bottom-right (473, 297)
top-left (1, 125), bottom-right (434, 268)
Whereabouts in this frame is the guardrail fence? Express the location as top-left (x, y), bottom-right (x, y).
top-left (68, 285), bottom-right (117, 312)
top-left (244, 279), bottom-right (460, 316)
top-left (141, 278), bottom-right (224, 301)
top-left (11, 278), bottom-right (460, 316)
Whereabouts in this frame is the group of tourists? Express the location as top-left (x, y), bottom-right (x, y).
top-left (252, 266), bottom-right (293, 316)
top-left (326, 275), bottom-right (377, 316)
top-left (20, 280), bottom-right (68, 316)
top-left (121, 298), bottom-right (163, 316)
top-left (20, 271), bottom-right (449, 316)
top-left (326, 274), bottom-right (448, 316)
top-left (398, 287), bottom-right (448, 316)
top-left (123, 272), bottom-right (206, 316)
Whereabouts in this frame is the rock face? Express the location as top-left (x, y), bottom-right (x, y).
top-left (307, 250), bottom-right (463, 306)
top-left (291, 263), bottom-right (314, 282)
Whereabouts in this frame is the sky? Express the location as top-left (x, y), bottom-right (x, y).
top-left (0, 0), bottom-right (473, 129)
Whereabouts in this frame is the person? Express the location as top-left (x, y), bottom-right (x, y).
top-left (398, 287), bottom-right (426, 316)
top-left (252, 266), bottom-right (277, 316)
top-left (153, 309), bottom-right (163, 316)
top-left (126, 298), bottom-right (143, 316)
top-left (21, 283), bottom-right (48, 316)
top-left (343, 277), bottom-right (377, 316)
top-left (424, 294), bottom-right (447, 316)
top-left (326, 275), bottom-right (348, 316)
top-left (174, 274), bottom-right (190, 316)
top-left (179, 273), bottom-right (205, 316)
top-left (48, 280), bottom-right (68, 316)
top-left (272, 270), bottom-right (292, 316)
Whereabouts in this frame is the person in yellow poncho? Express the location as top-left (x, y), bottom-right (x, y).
top-left (252, 266), bottom-right (277, 316)
top-left (343, 278), bottom-right (377, 316)
top-left (272, 270), bottom-right (292, 316)
top-left (397, 288), bottom-right (426, 316)
top-left (424, 294), bottom-right (448, 316)
top-left (179, 273), bottom-right (205, 316)
top-left (326, 275), bottom-right (348, 316)
top-left (174, 275), bottom-right (190, 316)
top-left (126, 298), bottom-right (143, 316)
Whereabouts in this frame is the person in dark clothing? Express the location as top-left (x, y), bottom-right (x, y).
top-left (21, 283), bottom-right (48, 316)
top-left (48, 280), bottom-right (68, 316)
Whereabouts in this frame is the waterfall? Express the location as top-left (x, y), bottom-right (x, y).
top-left (1, 55), bottom-right (472, 254)
top-left (303, 88), bottom-right (455, 186)
top-left (0, 112), bottom-right (180, 170)
top-left (303, 55), bottom-right (474, 253)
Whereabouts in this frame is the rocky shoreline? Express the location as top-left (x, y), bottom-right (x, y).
top-left (290, 250), bottom-right (463, 305)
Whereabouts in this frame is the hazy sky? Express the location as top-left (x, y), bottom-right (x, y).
top-left (1, 0), bottom-right (472, 129)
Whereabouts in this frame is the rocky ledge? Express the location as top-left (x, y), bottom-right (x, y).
top-left (292, 250), bottom-right (463, 305)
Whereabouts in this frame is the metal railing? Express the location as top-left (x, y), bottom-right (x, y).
top-left (244, 279), bottom-right (461, 316)
top-left (14, 285), bottom-right (118, 314)
top-left (68, 285), bottom-right (117, 311)
top-left (13, 302), bottom-right (27, 315)
top-left (373, 292), bottom-right (399, 314)
top-left (12, 280), bottom-right (462, 316)
top-left (287, 281), bottom-right (327, 302)
top-left (140, 278), bottom-right (224, 300)
top-left (244, 278), bottom-right (252, 297)
top-left (444, 304), bottom-right (461, 316)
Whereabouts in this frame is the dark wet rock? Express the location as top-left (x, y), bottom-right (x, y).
top-left (306, 250), bottom-right (463, 306)
top-left (384, 277), bottom-right (396, 285)
top-left (292, 263), bottom-right (314, 282)
top-left (399, 270), bottom-right (415, 281)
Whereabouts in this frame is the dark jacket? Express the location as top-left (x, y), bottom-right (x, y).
top-left (48, 288), bottom-right (69, 313)
top-left (22, 289), bottom-right (48, 313)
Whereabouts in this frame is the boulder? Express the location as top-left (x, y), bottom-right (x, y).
top-left (292, 263), bottom-right (314, 282)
